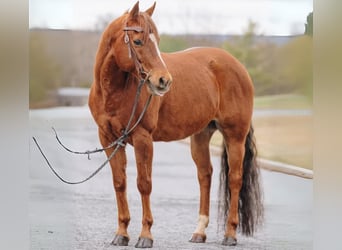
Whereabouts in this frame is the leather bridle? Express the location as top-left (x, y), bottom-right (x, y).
top-left (123, 25), bottom-right (150, 79)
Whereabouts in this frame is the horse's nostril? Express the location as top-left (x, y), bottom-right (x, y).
top-left (159, 77), bottom-right (167, 87)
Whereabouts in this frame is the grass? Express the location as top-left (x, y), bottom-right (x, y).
top-left (210, 94), bottom-right (313, 170)
top-left (252, 115), bottom-right (312, 169)
top-left (254, 94), bottom-right (312, 110)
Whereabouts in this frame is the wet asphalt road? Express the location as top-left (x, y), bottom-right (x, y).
top-left (29, 107), bottom-right (312, 250)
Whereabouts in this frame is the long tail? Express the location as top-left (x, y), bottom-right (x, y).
top-left (218, 125), bottom-right (264, 236)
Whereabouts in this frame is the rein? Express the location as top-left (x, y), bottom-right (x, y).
top-left (32, 24), bottom-right (154, 185)
top-left (33, 61), bottom-right (153, 185)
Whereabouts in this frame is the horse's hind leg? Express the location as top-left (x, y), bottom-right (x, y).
top-left (99, 130), bottom-right (130, 246)
top-left (189, 123), bottom-right (216, 243)
top-left (220, 125), bottom-right (248, 245)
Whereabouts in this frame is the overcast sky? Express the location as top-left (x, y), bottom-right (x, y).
top-left (29, 0), bottom-right (312, 35)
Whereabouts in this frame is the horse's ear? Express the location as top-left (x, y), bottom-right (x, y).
top-left (129, 1), bottom-right (140, 19)
top-left (145, 2), bottom-right (156, 17)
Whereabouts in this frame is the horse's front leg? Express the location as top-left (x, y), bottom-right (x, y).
top-left (132, 130), bottom-right (154, 248)
top-left (99, 130), bottom-right (131, 246)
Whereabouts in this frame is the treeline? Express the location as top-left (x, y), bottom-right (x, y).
top-left (226, 22), bottom-right (312, 97)
top-left (30, 22), bottom-right (312, 107)
top-left (160, 21), bottom-right (312, 98)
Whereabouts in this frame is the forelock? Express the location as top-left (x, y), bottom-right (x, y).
top-left (138, 12), bottom-right (159, 42)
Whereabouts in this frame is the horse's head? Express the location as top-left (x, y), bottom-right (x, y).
top-left (110, 2), bottom-right (172, 96)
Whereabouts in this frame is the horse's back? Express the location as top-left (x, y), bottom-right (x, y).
top-left (162, 47), bottom-right (254, 109)
top-left (163, 47), bottom-right (248, 75)
top-left (164, 47), bottom-right (254, 115)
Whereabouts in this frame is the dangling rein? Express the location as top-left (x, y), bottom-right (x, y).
top-left (32, 74), bottom-right (152, 185)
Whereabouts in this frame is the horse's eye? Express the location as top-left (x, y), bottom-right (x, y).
top-left (133, 39), bottom-right (143, 46)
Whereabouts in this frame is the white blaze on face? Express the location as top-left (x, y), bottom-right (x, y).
top-left (149, 33), bottom-right (167, 68)
top-left (194, 215), bottom-right (209, 235)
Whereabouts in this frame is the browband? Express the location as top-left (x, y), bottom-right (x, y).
top-left (123, 26), bottom-right (144, 32)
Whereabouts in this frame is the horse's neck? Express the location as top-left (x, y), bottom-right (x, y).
top-left (93, 30), bottom-right (125, 88)
top-left (97, 57), bottom-right (137, 114)
top-left (101, 70), bottom-right (129, 106)
top-left (96, 50), bottom-right (128, 91)
top-left (93, 29), bottom-right (139, 112)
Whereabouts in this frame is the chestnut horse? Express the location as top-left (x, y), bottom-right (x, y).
top-left (88, 2), bottom-right (263, 248)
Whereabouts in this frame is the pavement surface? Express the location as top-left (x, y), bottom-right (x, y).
top-left (29, 107), bottom-right (312, 250)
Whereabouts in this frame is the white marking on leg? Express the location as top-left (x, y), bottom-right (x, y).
top-left (149, 33), bottom-right (167, 68)
top-left (194, 215), bottom-right (209, 235)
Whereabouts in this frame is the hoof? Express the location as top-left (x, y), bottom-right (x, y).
top-left (189, 233), bottom-right (206, 243)
top-left (111, 234), bottom-right (129, 246)
top-left (135, 237), bottom-right (153, 248)
top-left (222, 236), bottom-right (237, 246)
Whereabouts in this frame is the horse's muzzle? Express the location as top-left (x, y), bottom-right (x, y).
top-left (147, 73), bottom-right (172, 96)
